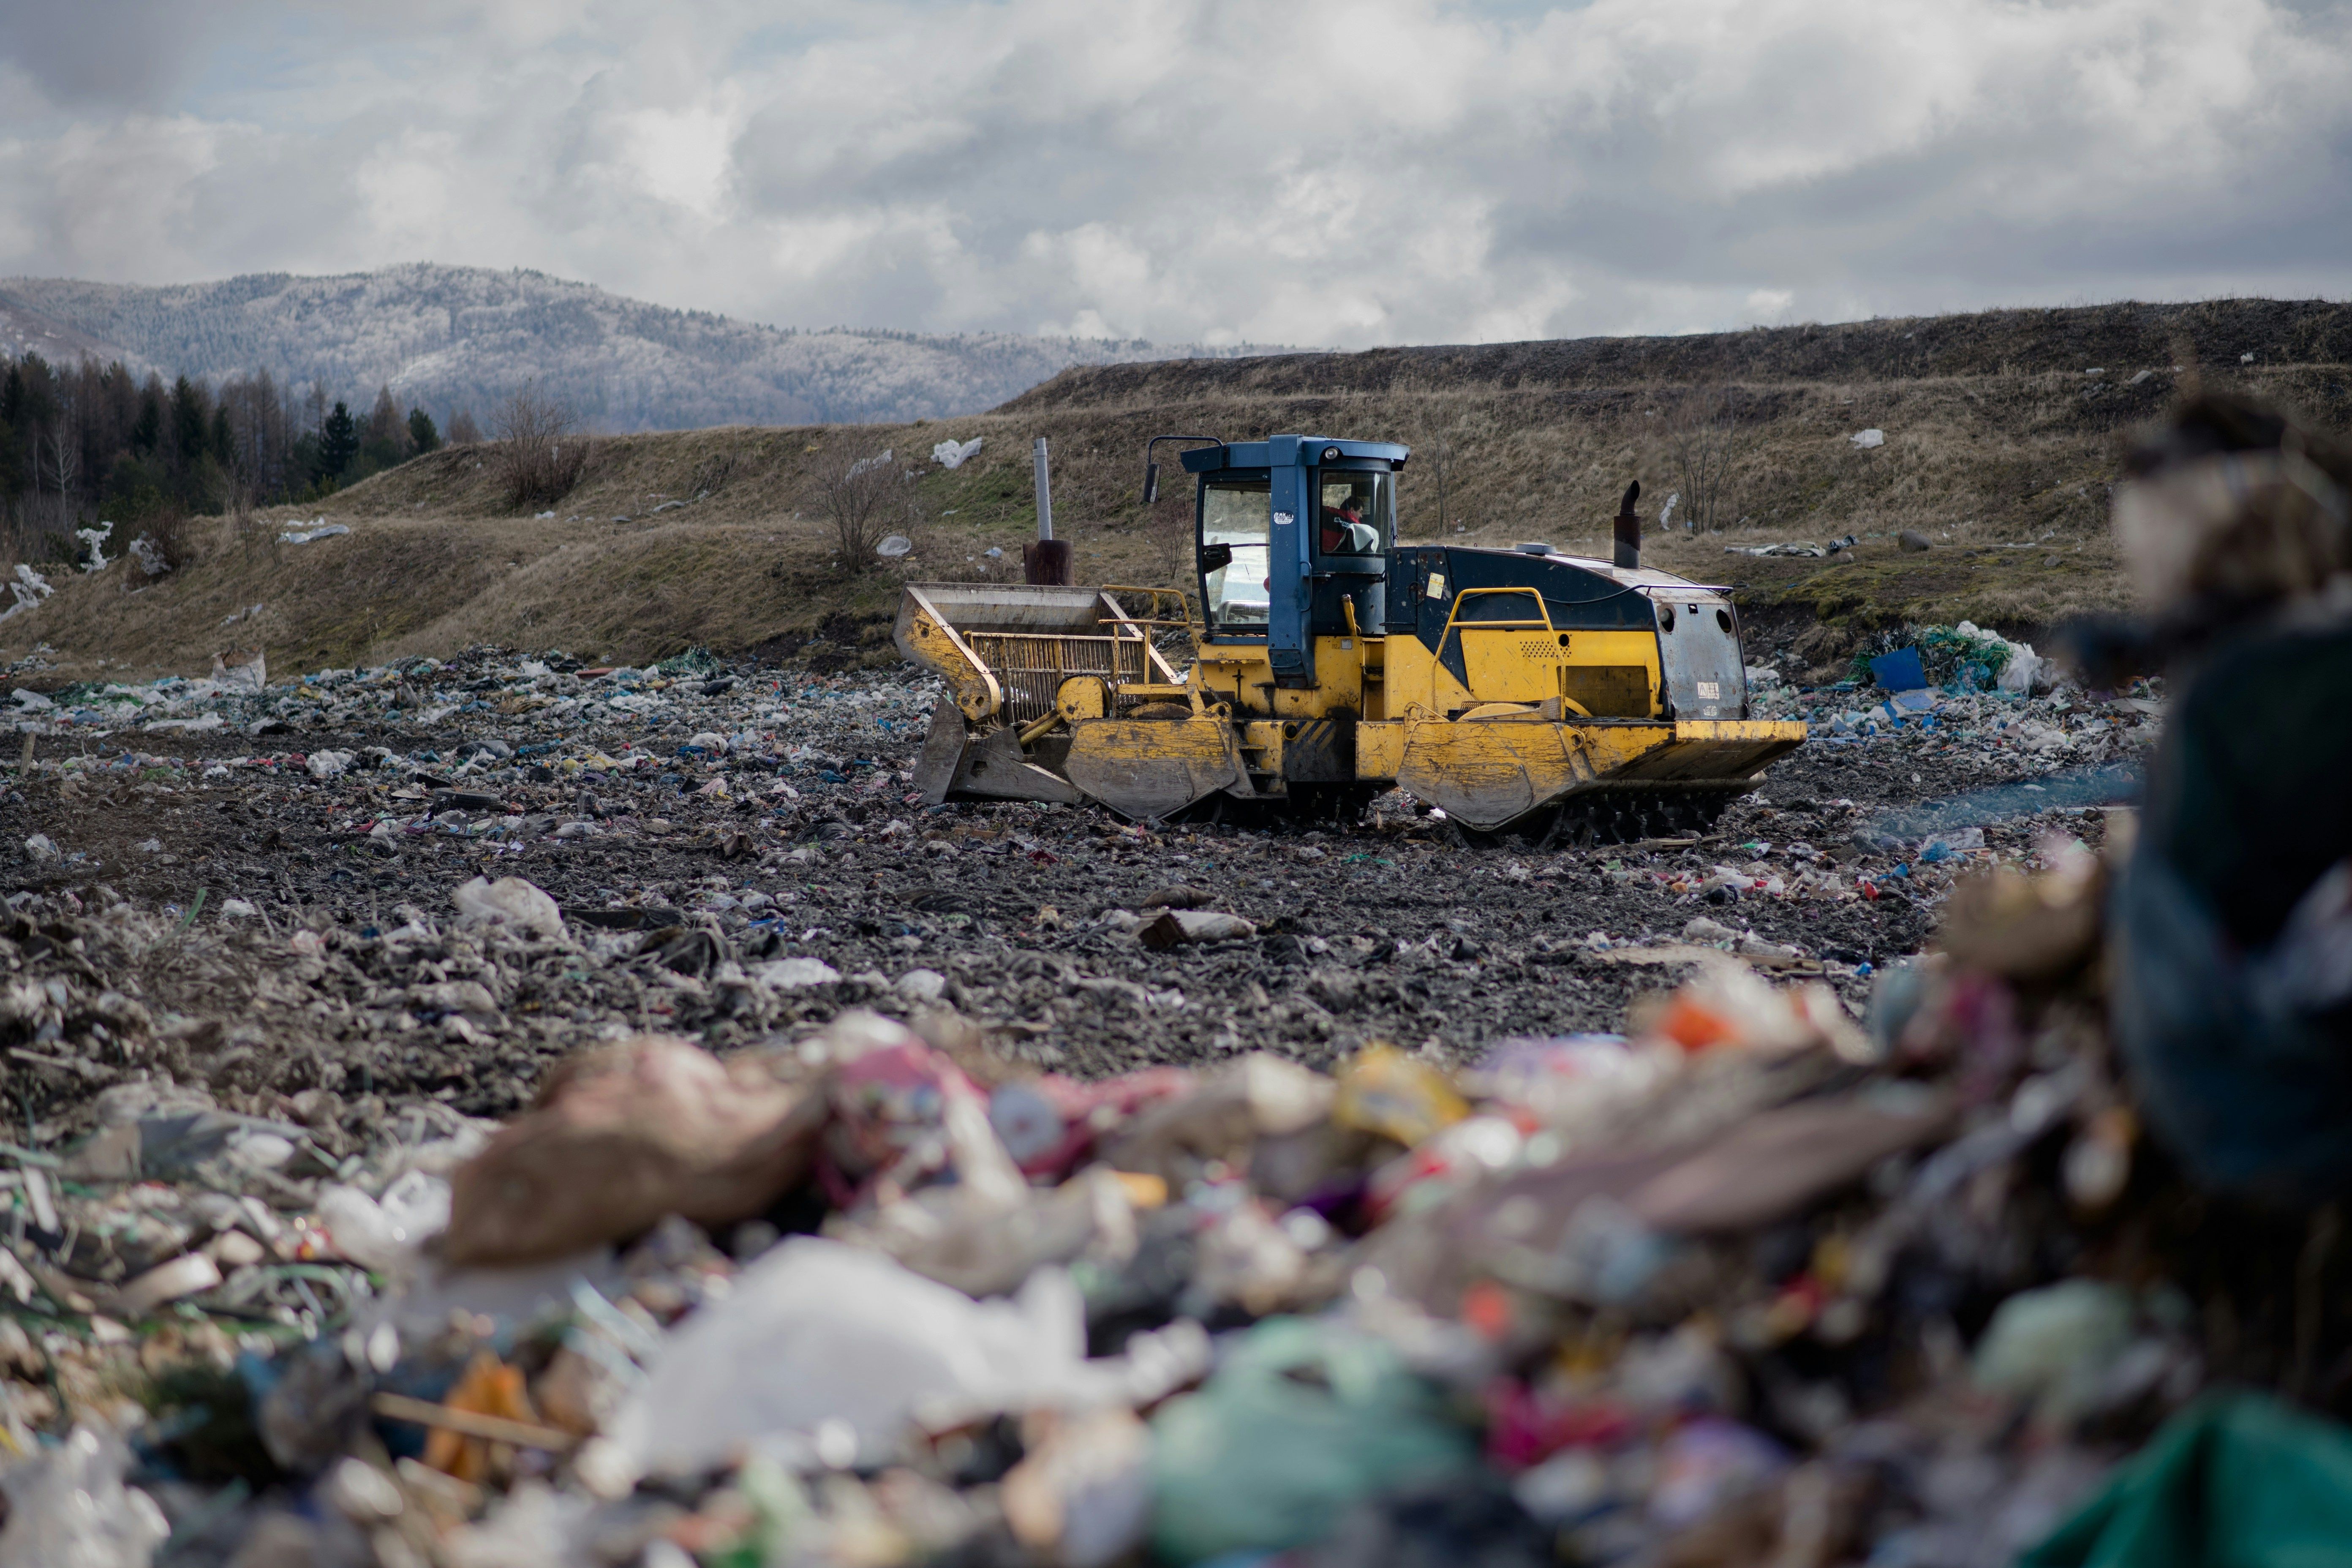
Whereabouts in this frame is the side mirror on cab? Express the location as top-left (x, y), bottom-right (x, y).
top-left (1200, 542), bottom-right (1233, 573)
top-left (1142, 462), bottom-right (1160, 505)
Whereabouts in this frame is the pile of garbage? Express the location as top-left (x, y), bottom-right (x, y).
top-left (0, 811), bottom-right (2342, 1565)
top-left (1, 390), bottom-right (2346, 1565)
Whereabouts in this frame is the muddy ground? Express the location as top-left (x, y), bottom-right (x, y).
top-left (0, 649), bottom-right (2155, 1141)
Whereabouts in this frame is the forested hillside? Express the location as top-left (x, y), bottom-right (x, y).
top-left (0, 265), bottom-right (1272, 432)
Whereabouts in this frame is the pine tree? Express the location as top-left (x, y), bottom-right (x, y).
top-left (317, 400), bottom-right (359, 481)
top-left (131, 381), bottom-right (163, 455)
top-left (170, 375), bottom-right (208, 469)
top-left (407, 408), bottom-right (441, 453)
top-left (359, 384), bottom-right (409, 471)
top-left (210, 406), bottom-right (237, 471)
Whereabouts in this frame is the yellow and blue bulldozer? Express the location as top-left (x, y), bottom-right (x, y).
top-left (895, 433), bottom-right (1805, 844)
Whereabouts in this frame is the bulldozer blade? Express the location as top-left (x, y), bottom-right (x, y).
top-left (913, 695), bottom-right (966, 806)
top-left (950, 724), bottom-right (1084, 804)
top-left (1064, 717), bottom-right (1244, 821)
top-left (1397, 721), bottom-right (1611, 833)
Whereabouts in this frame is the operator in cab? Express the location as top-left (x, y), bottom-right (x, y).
top-left (1320, 492), bottom-right (1379, 555)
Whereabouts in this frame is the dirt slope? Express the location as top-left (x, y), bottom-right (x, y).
top-left (5, 299), bottom-right (2344, 684)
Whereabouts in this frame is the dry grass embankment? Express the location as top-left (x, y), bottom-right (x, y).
top-left (5, 299), bottom-right (2346, 684)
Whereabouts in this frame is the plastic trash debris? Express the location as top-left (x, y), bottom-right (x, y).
top-left (0, 562), bottom-right (52, 621)
top-left (1650, 1417), bottom-right (1789, 1529)
top-left (1104, 1054), bottom-right (1332, 1182)
top-left (211, 648), bottom-right (267, 691)
top-left (279, 521), bottom-right (353, 544)
top-left (451, 875), bottom-right (566, 939)
top-left (444, 1034), bottom-right (822, 1264)
top-left (128, 533), bottom-right (171, 577)
top-left (2023, 1391), bottom-right (2352, 1568)
top-left (1135, 909), bottom-right (1257, 947)
top-left (318, 1173), bottom-right (452, 1271)
top-left (755, 956), bottom-right (840, 989)
top-left (1723, 536), bottom-right (1858, 558)
top-left (610, 1236), bottom-right (1115, 1474)
top-left (877, 535), bottom-right (914, 558)
top-left (1149, 1316), bottom-right (1477, 1564)
top-left (1973, 1279), bottom-right (2136, 1424)
top-left (1919, 826), bottom-right (1985, 862)
top-left (0, 1424), bottom-right (171, 1567)
top-left (1850, 429), bottom-right (1885, 449)
top-left (1333, 1044), bottom-right (1470, 1148)
top-left (932, 437), bottom-right (984, 469)
top-left (75, 522), bottom-right (113, 571)
top-left (1868, 647), bottom-right (1928, 692)
top-left (1625, 1088), bottom-right (1952, 1233)
top-left (1002, 1407), bottom-right (1153, 1568)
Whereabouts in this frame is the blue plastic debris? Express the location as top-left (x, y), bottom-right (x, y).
top-left (1869, 648), bottom-right (1928, 692)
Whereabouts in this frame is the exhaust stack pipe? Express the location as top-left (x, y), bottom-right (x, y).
top-left (1613, 480), bottom-right (1642, 569)
top-left (1024, 435), bottom-right (1073, 585)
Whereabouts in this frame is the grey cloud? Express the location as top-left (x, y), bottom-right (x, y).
top-left (0, 0), bottom-right (271, 105)
top-left (0, 0), bottom-right (2347, 350)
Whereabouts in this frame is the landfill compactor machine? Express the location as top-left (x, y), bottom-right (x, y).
top-left (894, 433), bottom-right (1805, 843)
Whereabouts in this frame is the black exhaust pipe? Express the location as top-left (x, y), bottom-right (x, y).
top-left (1614, 480), bottom-right (1642, 569)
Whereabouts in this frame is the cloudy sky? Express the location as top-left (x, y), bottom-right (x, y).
top-left (1, 0), bottom-right (2347, 348)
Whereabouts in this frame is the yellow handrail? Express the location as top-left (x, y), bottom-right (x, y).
top-left (1439, 586), bottom-right (1556, 637)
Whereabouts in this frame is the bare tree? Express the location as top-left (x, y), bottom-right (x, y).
top-left (1143, 491), bottom-right (1195, 588)
top-left (1663, 384), bottom-right (1746, 532)
top-left (1405, 398), bottom-right (1462, 535)
top-left (490, 380), bottom-right (591, 509)
top-left (43, 392), bottom-right (80, 535)
top-left (809, 444), bottom-right (911, 573)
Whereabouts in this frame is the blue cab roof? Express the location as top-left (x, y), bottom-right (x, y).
top-left (1179, 435), bottom-right (1411, 473)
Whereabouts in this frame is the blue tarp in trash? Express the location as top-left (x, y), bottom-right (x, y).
top-left (1869, 647), bottom-right (1927, 691)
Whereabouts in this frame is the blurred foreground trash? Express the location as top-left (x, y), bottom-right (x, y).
top-left (445, 1033), bottom-right (822, 1264)
top-left (2023, 1393), bottom-right (2352, 1568)
top-left (611, 1237), bottom-right (1118, 1475)
top-left (1149, 1317), bottom-right (1477, 1564)
top-left (0, 1426), bottom-right (169, 1567)
top-left (3, 406), bottom-right (2351, 1565)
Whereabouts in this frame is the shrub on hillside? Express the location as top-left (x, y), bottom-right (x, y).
top-left (809, 443), bottom-right (919, 574)
top-left (491, 381), bottom-right (591, 509)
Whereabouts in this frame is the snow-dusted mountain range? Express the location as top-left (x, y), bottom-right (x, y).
top-left (0, 264), bottom-right (1279, 427)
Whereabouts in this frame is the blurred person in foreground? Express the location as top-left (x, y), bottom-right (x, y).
top-left (2103, 392), bottom-right (2352, 1199)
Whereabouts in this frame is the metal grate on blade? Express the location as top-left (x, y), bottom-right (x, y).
top-left (963, 632), bottom-right (1154, 725)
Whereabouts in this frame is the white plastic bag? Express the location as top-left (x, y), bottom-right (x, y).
top-left (1997, 641), bottom-right (2044, 694)
top-left (610, 1237), bottom-right (1120, 1474)
top-left (451, 876), bottom-right (566, 939)
top-left (0, 1425), bottom-right (169, 1568)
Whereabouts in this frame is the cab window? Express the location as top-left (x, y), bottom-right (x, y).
top-left (1316, 470), bottom-right (1394, 557)
top-left (1200, 478), bottom-right (1271, 632)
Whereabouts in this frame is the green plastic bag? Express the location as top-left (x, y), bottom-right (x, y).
top-left (1149, 1316), bottom-right (1477, 1564)
top-left (2023, 1391), bottom-right (2352, 1568)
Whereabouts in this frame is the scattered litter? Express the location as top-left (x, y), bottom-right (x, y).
top-left (1850, 428), bottom-right (1885, 449)
top-left (932, 437), bottom-right (984, 469)
top-left (1725, 534), bottom-right (1857, 558)
top-left (0, 563), bottom-right (53, 621)
top-left (278, 521), bottom-right (352, 544)
top-left (75, 521), bottom-right (114, 571)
